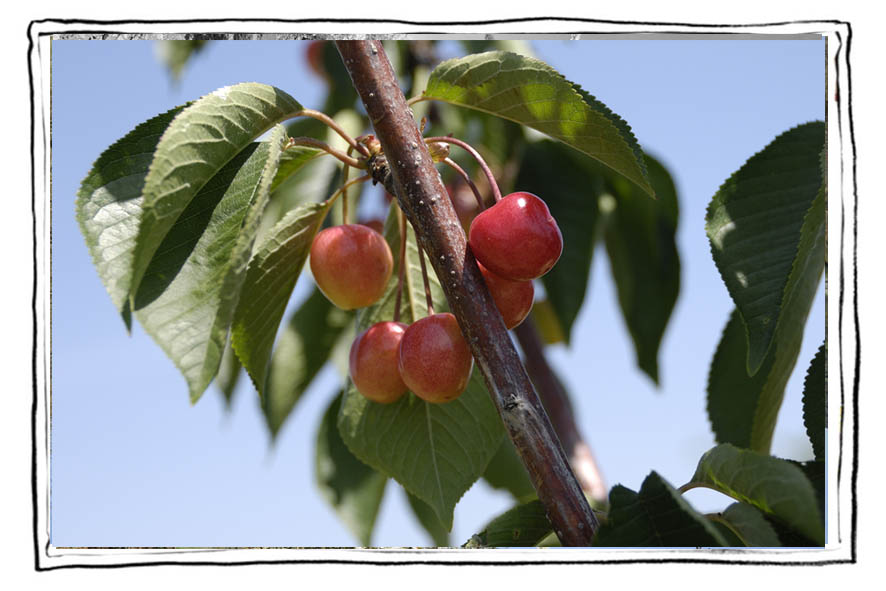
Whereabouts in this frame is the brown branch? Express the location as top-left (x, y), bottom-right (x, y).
top-left (335, 40), bottom-right (598, 547)
top-left (513, 318), bottom-right (608, 505)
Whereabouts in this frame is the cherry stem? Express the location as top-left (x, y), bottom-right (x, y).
top-left (295, 109), bottom-right (370, 157)
top-left (340, 146), bottom-right (357, 225)
top-left (288, 137), bottom-right (365, 169)
top-left (442, 157), bottom-right (486, 211)
top-left (393, 206), bottom-right (407, 323)
top-left (324, 174), bottom-right (371, 210)
top-left (424, 136), bottom-right (502, 203)
top-left (417, 239), bottom-right (434, 316)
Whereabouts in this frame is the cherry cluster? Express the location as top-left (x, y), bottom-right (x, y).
top-left (298, 110), bottom-right (562, 405)
top-left (310, 188), bottom-right (562, 405)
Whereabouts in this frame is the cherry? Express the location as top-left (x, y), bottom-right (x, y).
top-left (310, 224), bottom-right (393, 310)
top-left (478, 262), bottom-right (534, 330)
top-left (398, 313), bottom-right (473, 403)
top-left (349, 321), bottom-right (409, 404)
top-left (468, 192), bottom-right (563, 281)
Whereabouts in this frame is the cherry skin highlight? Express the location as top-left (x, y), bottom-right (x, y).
top-left (310, 224), bottom-right (393, 310)
top-left (468, 191), bottom-right (563, 281)
top-left (478, 262), bottom-right (534, 330)
top-left (398, 313), bottom-right (473, 403)
top-left (349, 321), bottom-right (409, 404)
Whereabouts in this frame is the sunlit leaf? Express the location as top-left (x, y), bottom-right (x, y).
top-left (132, 126), bottom-right (287, 401)
top-left (424, 51), bottom-right (653, 197)
top-left (76, 105), bottom-right (188, 328)
top-left (129, 83), bottom-right (304, 303)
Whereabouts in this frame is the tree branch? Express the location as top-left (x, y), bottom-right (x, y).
top-left (335, 40), bottom-right (598, 546)
top-left (513, 317), bottom-right (607, 505)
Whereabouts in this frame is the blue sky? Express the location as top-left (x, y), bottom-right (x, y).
top-left (50, 38), bottom-right (825, 547)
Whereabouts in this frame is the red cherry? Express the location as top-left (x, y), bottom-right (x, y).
top-left (349, 321), bottom-right (409, 404)
top-left (468, 192), bottom-right (563, 281)
top-left (478, 262), bottom-right (534, 330)
top-left (398, 313), bottom-right (473, 403)
top-left (310, 224), bottom-right (393, 310)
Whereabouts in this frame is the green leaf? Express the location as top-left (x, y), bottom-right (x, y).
top-left (687, 443), bottom-right (824, 545)
top-left (706, 121), bottom-right (825, 375)
top-left (482, 437), bottom-right (536, 502)
top-left (803, 343), bottom-right (827, 461)
top-left (424, 51), bottom-right (653, 197)
top-left (463, 499), bottom-right (553, 548)
top-left (231, 199), bottom-right (332, 397)
top-left (515, 140), bottom-right (602, 344)
top-left (216, 339), bottom-right (242, 409)
top-left (710, 521), bottom-right (746, 547)
top-left (716, 502), bottom-right (782, 547)
top-left (406, 491), bottom-right (451, 547)
top-left (155, 39), bottom-right (208, 80)
top-left (269, 145), bottom-right (325, 194)
top-left (337, 206), bottom-right (504, 529)
top-left (707, 166), bottom-right (826, 452)
top-left (129, 83), bottom-right (304, 304)
top-left (316, 392), bottom-right (387, 547)
top-left (262, 287), bottom-right (351, 438)
top-left (602, 154), bottom-right (680, 383)
top-left (707, 309), bottom-right (765, 448)
top-left (593, 472), bottom-right (728, 547)
top-left (791, 459), bottom-right (825, 523)
top-left (339, 367), bottom-right (502, 532)
top-left (131, 126), bottom-right (288, 401)
top-left (76, 105), bottom-right (189, 329)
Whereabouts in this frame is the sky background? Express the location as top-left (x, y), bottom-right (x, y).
top-left (50, 37), bottom-right (825, 548)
